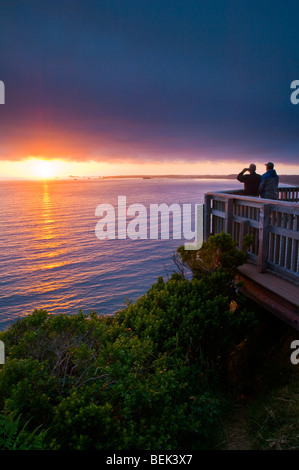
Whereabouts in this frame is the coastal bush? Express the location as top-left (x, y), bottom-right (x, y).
top-left (0, 233), bottom-right (258, 450)
top-left (0, 405), bottom-right (47, 450)
top-left (175, 231), bottom-right (247, 278)
top-left (0, 311), bottom-right (225, 450)
top-left (115, 275), bottom-right (256, 370)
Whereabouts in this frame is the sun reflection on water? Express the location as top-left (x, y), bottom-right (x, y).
top-left (41, 183), bottom-right (54, 238)
top-left (38, 183), bottom-right (66, 278)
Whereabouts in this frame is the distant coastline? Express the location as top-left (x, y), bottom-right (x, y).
top-left (79, 174), bottom-right (299, 185)
top-left (1, 174), bottom-right (299, 185)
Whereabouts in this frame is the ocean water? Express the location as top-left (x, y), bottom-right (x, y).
top-left (0, 177), bottom-right (240, 330)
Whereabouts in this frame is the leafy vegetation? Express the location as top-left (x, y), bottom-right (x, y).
top-left (0, 405), bottom-right (47, 450)
top-left (0, 232), bottom-right (296, 450)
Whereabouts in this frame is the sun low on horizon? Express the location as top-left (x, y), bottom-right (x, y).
top-left (27, 157), bottom-right (84, 179)
top-left (34, 159), bottom-right (58, 179)
top-left (3, 157), bottom-right (71, 180)
top-left (0, 157), bottom-right (97, 180)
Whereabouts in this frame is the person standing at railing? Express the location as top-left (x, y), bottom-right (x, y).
top-left (259, 162), bottom-right (279, 200)
top-left (237, 163), bottom-right (261, 196)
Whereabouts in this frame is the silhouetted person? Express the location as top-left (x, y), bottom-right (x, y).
top-left (237, 163), bottom-right (261, 196)
top-left (259, 162), bottom-right (279, 200)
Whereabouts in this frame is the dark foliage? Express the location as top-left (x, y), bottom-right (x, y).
top-left (0, 233), bottom-right (257, 450)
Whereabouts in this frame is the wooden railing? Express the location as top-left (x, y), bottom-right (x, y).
top-left (204, 187), bottom-right (299, 284)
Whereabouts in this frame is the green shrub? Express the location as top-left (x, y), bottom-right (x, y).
top-left (115, 275), bottom-right (256, 369)
top-left (0, 405), bottom-right (47, 450)
top-left (0, 233), bottom-right (258, 450)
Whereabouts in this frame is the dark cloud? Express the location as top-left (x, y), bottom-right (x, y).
top-left (1, 0), bottom-right (299, 165)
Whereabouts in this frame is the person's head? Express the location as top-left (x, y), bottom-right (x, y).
top-left (265, 162), bottom-right (274, 170)
top-left (249, 163), bottom-right (256, 173)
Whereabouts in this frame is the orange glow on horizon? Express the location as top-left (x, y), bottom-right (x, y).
top-left (0, 157), bottom-right (299, 180)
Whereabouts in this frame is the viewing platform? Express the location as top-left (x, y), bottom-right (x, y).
top-left (204, 186), bottom-right (299, 330)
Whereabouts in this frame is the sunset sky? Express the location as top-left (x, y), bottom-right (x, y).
top-left (0, 0), bottom-right (299, 178)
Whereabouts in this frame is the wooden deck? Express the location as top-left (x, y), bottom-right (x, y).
top-left (204, 186), bottom-right (299, 330)
top-left (237, 263), bottom-right (299, 330)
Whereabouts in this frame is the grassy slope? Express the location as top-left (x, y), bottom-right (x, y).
top-left (219, 303), bottom-right (299, 450)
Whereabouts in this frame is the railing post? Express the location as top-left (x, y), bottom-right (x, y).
top-left (239, 219), bottom-right (250, 251)
top-left (224, 198), bottom-right (233, 235)
top-left (257, 204), bottom-right (271, 272)
top-left (204, 194), bottom-right (211, 241)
